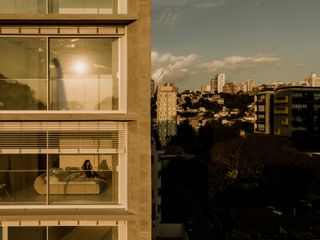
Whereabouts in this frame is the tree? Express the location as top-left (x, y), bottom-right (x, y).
top-left (209, 134), bottom-right (312, 208)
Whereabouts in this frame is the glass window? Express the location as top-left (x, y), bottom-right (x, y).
top-left (9, 227), bottom-right (46, 240)
top-left (7, 226), bottom-right (118, 240)
top-left (49, 38), bottom-right (118, 111)
top-left (48, 226), bottom-right (118, 240)
top-left (0, 37), bottom-right (120, 112)
top-left (0, 0), bottom-right (118, 14)
top-left (49, 0), bottom-right (116, 14)
top-left (0, 0), bottom-right (46, 13)
top-left (0, 153), bottom-right (119, 205)
top-left (0, 154), bottom-right (47, 204)
top-left (0, 38), bottom-right (47, 110)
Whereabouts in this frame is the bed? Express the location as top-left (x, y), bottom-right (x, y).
top-left (34, 167), bottom-right (105, 195)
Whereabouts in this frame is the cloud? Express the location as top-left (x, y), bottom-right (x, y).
top-left (198, 55), bottom-right (282, 72)
top-left (154, 0), bottom-right (230, 28)
top-left (152, 51), bottom-right (199, 83)
top-left (152, 51), bottom-right (283, 85)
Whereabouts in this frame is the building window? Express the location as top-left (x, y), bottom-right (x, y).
top-left (314, 92), bottom-right (320, 100)
top-left (293, 92), bottom-right (303, 98)
top-left (257, 105), bottom-right (265, 112)
top-left (0, 121), bottom-right (127, 207)
top-left (256, 124), bottom-right (265, 132)
top-left (0, 0), bottom-right (125, 14)
top-left (0, 223), bottom-right (124, 240)
top-left (0, 36), bottom-right (124, 112)
top-left (292, 104), bottom-right (307, 110)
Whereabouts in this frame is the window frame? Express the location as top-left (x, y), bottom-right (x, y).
top-left (0, 29), bottom-right (127, 114)
top-left (0, 121), bottom-right (128, 209)
top-left (0, 0), bottom-right (127, 14)
top-left (0, 221), bottom-right (127, 240)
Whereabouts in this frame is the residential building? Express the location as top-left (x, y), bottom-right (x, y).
top-left (223, 82), bottom-right (235, 94)
top-left (156, 83), bottom-right (177, 146)
top-left (254, 91), bottom-right (274, 134)
top-left (273, 87), bottom-right (320, 137)
top-left (254, 87), bottom-right (320, 138)
top-left (210, 78), bottom-right (217, 93)
top-left (246, 79), bottom-right (254, 92)
top-left (201, 84), bottom-right (211, 93)
top-left (216, 73), bottom-right (226, 93)
top-left (0, 1), bottom-right (151, 240)
top-left (306, 72), bottom-right (320, 87)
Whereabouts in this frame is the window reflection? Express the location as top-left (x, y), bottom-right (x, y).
top-left (0, 0), bottom-right (116, 14)
top-left (0, 37), bottom-right (119, 111)
top-left (49, 0), bottom-right (115, 14)
top-left (49, 38), bottom-right (118, 111)
top-left (0, 0), bottom-right (46, 13)
top-left (0, 38), bottom-right (47, 110)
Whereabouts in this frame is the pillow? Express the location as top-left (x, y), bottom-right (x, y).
top-left (44, 175), bottom-right (59, 184)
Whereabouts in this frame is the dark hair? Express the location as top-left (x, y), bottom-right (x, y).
top-left (82, 159), bottom-right (91, 170)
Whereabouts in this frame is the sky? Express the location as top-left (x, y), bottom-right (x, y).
top-left (152, 0), bottom-right (320, 90)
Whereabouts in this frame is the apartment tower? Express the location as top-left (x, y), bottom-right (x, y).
top-left (156, 83), bottom-right (177, 147)
top-left (216, 73), bottom-right (226, 93)
top-left (0, 0), bottom-right (151, 240)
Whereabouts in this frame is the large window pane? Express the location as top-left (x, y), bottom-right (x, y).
top-left (0, 155), bottom-right (47, 205)
top-left (0, 0), bottom-right (46, 13)
top-left (48, 226), bottom-right (118, 240)
top-left (9, 227), bottom-right (46, 240)
top-left (49, 0), bottom-right (116, 14)
top-left (0, 38), bottom-right (47, 110)
top-left (49, 38), bottom-right (118, 111)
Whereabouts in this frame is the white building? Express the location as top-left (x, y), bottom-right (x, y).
top-left (216, 73), bottom-right (226, 93)
top-left (306, 72), bottom-right (320, 87)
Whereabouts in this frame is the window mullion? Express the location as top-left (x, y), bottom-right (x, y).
top-left (47, 37), bottom-right (50, 111)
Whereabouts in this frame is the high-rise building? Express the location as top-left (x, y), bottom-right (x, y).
top-left (210, 78), bottom-right (218, 93)
top-left (156, 83), bottom-right (177, 146)
top-left (0, 1), bottom-right (151, 240)
top-left (210, 73), bottom-right (225, 93)
top-left (216, 73), bottom-right (226, 93)
top-left (306, 72), bottom-right (320, 87)
top-left (246, 79), bottom-right (255, 92)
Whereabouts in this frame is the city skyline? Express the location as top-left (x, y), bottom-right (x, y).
top-left (152, 0), bottom-right (320, 90)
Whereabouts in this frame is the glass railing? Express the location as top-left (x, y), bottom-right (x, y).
top-left (8, 226), bottom-right (118, 240)
top-left (0, 169), bottom-right (118, 205)
top-left (0, 170), bottom-right (47, 205)
top-left (47, 168), bottom-right (118, 205)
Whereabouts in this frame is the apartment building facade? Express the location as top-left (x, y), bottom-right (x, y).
top-left (254, 87), bottom-right (320, 138)
top-left (254, 91), bottom-right (274, 134)
top-left (156, 83), bottom-right (177, 147)
top-left (0, 1), bottom-right (151, 239)
top-left (273, 87), bottom-right (320, 137)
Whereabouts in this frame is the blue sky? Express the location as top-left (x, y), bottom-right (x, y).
top-left (152, 0), bottom-right (320, 90)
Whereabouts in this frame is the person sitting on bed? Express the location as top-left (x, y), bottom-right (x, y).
top-left (82, 159), bottom-right (99, 178)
